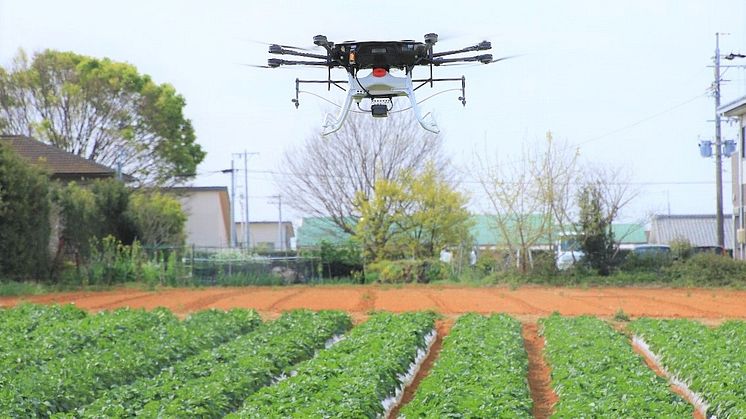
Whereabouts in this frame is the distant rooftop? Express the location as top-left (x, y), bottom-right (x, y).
top-left (0, 135), bottom-right (129, 181)
top-left (649, 214), bottom-right (733, 249)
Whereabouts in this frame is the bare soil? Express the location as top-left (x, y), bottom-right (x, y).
top-left (522, 322), bottom-right (558, 419)
top-left (3, 285), bottom-right (745, 323)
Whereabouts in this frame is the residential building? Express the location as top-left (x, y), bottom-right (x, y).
top-left (0, 135), bottom-right (131, 182)
top-left (235, 221), bottom-right (294, 251)
top-left (648, 214), bottom-right (733, 252)
top-left (166, 187), bottom-right (231, 248)
top-left (720, 95), bottom-right (746, 259)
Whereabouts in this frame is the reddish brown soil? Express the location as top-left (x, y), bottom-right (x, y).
top-left (389, 319), bottom-right (454, 418)
top-left (522, 322), bottom-right (558, 419)
top-left (3, 285), bottom-right (746, 322)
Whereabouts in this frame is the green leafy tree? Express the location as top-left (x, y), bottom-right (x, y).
top-left (0, 49), bottom-right (205, 184)
top-left (55, 182), bottom-right (100, 264)
top-left (396, 165), bottom-right (472, 258)
top-left (0, 144), bottom-right (51, 278)
top-left (128, 192), bottom-right (186, 246)
top-left (577, 184), bottom-right (615, 275)
top-left (91, 179), bottom-right (137, 244)
top-left (356, 165), bottom-right (472, 260)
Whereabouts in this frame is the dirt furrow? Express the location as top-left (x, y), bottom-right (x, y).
top-left (522, 322), bottom-right (557, 419)
top-left (388, 319), bottom-right (453, 418)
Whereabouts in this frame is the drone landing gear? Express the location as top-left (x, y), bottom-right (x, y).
top-left (321, 72), bottom-right (440, 136)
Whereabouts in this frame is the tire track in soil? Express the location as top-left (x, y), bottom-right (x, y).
top-left (179, 290), bottom-right (247, 312)
top-left (87, 292), bottom-right (160, 311)
top-left (603, 292), bottom-right (722, 318)
top-left (491, 290), bottom-right (551, 315)
top-left (267, 288), bottom-right (308, 311)
top-left (422, 291), bottom-right (451, 312)
top-left (388, 319), bottom-right (454, 418)
top-left (522, 322), bottom-right (557, 419)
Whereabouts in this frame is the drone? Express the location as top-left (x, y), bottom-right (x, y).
top-left (255, 33), bottom-right (510, 135)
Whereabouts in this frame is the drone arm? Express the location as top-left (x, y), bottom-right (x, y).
top-left (431, 41), bottom-right (491, 58)
top-left (431, 54), bottom-right (492, 65)
top-left (270, 59), bottom-right (330, 67)
top-left (269, 47), bottom-right (328, 60)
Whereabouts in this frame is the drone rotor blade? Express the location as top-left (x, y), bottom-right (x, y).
top-left (245, 39), bottom-right (317, 51)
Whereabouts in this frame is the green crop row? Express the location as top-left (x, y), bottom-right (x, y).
top-left (0, 307), bottom-right (261, 417)
top-left (0, 306), bottom-right (193, 381)
top-left (231, 311), bottom-right (436, 418)
top-left (541, 315), bottom-right (691, 417)
top-left (73, 309), bottom-right (351, 418)
top-left (629, 318), bottom-right (746, 418)
top-left (399, 313), bottom-right (532, 418)
top-left (0, 303), bottom-right (87, 339)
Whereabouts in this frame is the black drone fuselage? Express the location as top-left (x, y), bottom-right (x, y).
top-left (331, 41), bottom-right (429, 71)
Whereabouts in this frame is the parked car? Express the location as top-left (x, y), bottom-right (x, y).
top-left (556, 250), bottom-right (585, 270)
top-left (631, 244), bottom-right (671, 256)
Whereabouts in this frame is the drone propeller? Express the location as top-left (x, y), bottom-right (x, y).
top-left (435, 54), bottom-right (521, 67)
top-left (246, 39), bottom-right (317, 51)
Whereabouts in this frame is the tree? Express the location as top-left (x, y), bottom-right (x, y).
top-left (577, 183), bottom-right (615, 275)
top-left (128, 192), bottom-right (186, 246)
top-left (0, 49), bottom-right (205, 184)
top-left (280, 113), bottom-right (448, 235)
top-left (0, 144), bottom-right (51, 279)
top-left (355, 165), bottom-right (472, 260)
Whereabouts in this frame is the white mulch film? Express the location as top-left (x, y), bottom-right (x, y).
top-left (632, 335), bottom-right (712, 419)
top-left (271, 333), bottom-right (346, 384)
top-left (381, 328), bottom-right (438, 419)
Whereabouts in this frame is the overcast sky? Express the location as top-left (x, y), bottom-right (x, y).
top-left (2, 0), bottom-right (746, 225)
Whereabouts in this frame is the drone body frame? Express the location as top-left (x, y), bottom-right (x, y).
top-left (261, 33), bottom-right (501, 135)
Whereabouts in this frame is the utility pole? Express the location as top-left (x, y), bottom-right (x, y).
top-left (221, 160), bottom-right (237, 248)
top-left (714, 32), bottom-right (725, 248)
top-left (269, 195), bottom-right (284, 251)
top-left (233, 151), bottom-right (258, 249)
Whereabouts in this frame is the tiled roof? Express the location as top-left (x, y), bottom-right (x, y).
top-left (0, 135), bottom-right (117, 179)
top-left (649, 214), bottom-right (733, 249)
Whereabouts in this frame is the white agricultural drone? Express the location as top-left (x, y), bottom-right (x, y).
top-left (252, 33), bottom-right (512, 135)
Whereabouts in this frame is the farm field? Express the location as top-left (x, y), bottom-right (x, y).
top-left (2, 286), bottom-right (746, 418)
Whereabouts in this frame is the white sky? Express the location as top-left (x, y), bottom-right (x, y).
top-left (1, 0), bottom-right (746, 225)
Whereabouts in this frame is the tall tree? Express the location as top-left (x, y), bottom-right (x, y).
top-left (0, 49), bottom-right (205, 184)
top-left (280, 113), bottom-right (448, 235)
top-left (577, 183), bottom-right (615, 275)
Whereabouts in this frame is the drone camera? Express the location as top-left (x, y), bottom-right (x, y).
top-left (371, 104), bottom-right (388, 118)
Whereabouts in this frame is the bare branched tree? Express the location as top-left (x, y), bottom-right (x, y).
top-left (279, 113), bottom-right (448, 234)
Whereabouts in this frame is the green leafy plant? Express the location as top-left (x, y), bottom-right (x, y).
top-left (233, 312), bottom-right (436, 417)
top-left (541, 314), bottom-right (691, 417)
top-left (629, 318), bottom-right (746, 417)
top-left (400, 313), bottom-right (532, 417)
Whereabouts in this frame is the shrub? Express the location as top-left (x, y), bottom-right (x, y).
top-left (366, 259), bottom-right (445, 283)
top-left (664, 253), bottom-right (746, 286)
top-left (128, 191), bottom-right (186, 246)
top-left (0, 144), bottom-right (51, 279)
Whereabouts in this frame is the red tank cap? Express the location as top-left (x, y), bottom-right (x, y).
top-left (372, 67), bottom-right (387, 77)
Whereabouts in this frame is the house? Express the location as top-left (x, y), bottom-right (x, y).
top-left (720, 95), bottom-right (746, 259)
top-left (0, 135), bottom-right (132, 183)
top-left (165, 187), bottom-right (231, 248)
top-left (648, 214), bottom-right (734, 251)
top-left (235, 221), bottom-right (295, 251)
